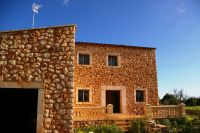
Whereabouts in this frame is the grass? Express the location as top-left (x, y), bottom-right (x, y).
top-left (187, 115), bottom-right (199, 119)
top-left (185, 106), bottom-right (200, 111)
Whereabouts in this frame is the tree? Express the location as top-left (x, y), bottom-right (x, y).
top-left (160, 93), bottom-right (178, 105)
top-left (173, 89), bottom-right (187, 103)
top-left (198, 97), bottom-right (200, 105)
top-left (185, 97), bottom-right (198, 106)
top-left (161, 89), bottom-right (189, 105)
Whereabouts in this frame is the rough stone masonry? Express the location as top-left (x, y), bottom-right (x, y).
top-left (0, 25), bottom-right (76, 133)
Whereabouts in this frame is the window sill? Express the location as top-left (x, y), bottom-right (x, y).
top-left (76, 102), bottom-right (92, 105)
top-left (77, 64), bottom-right (92, 67)
top-left (106, 65), bottom-right (121, 68)
top-left (135, 101), bottom-right (146, 104)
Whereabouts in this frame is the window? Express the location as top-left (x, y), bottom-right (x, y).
top-left (79, 54), bottom-right (90, 65)
top-left (108, 55), bottom-right (118, 66)
top-left (76, 87), bottom-right (92, 104)
top-left (136, 90), bottom-right (145, 102)
top-left (78, 90), bottom-right (89, 102)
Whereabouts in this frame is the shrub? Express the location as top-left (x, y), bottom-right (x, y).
top-left (98, 125), bottom-right (123, 133)
top-left (160, 93), bottom-right (178, 105)
top-left (185, 97), bottom-right (198, 106)
top-left (156, 116), bottom-right (200, 133)
top-left (186, 110), bottom-right (200, 116)
top-left (156, 118), bottom-right (171, 127)
top-left (197, 98), bottom-right (200, 105)
top-left (74, 124), bottom-right (123, 133)
top-left (127, 119), bottom-right (147, 133)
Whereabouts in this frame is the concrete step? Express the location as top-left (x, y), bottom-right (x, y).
top-left (114, 120), bottom-right (132, 132)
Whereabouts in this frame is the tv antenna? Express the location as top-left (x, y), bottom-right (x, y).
top-left (32, 3), bottom-right (42, 28)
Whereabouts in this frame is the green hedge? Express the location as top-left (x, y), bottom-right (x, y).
top-left (156, 116), bottom-right (200, 133)
top-left (127, 118), bottom-right (147, 133)
top-left (186, 110), bottom-right (200, 116)
top-left (74, 124), bottom-right (123, 133)
top-left (186, 106), bottom-right (200, 111)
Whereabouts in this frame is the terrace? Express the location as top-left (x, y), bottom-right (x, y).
top-left (73, 104), bottom-right (186, 131)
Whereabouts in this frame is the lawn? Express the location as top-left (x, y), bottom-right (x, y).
top-left (185, 106), bottom-right (200, 111)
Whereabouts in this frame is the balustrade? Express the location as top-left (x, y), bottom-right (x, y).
top-left (74, 107), bottom-right (108, 120)
top-left (148, 103), bottom-right (186, 119)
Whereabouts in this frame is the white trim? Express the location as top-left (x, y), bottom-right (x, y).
top-left (101, 86), bottom-right (126, 114)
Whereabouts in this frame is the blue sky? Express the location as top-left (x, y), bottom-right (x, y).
top-left (1, 0), bottom-right (200, 98)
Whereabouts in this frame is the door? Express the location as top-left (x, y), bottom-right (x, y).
top-left (0, 88), bottom-right (38, 133)
top-left (106, 90), bottom-right (120, 113)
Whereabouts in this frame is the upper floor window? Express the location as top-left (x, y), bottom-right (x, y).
top-left (108, 55), bottom-right (118, 66)
top-left (136, 90), bottom-right (145, 102)
top-left (78, 90), bottom-right (89, 102)
top-left (79, 54), bottom-right (90, 65)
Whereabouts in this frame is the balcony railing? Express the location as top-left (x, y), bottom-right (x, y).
top-left (74, 103), bottom-right (186, 120)
top-left (73, 104), bottom-right (186, 129)
top-left (74, 106), bottom-right (108, 120)
top-left (146, 103), bottom-right (186, 119)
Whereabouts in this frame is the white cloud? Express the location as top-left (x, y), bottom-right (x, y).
top-left (63, 0), bottom-right (70, 6)
top-left (177, 3), bottom-right (187, 14)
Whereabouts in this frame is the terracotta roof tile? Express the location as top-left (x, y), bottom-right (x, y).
top-left (75, 41), bottom-right (156, 50)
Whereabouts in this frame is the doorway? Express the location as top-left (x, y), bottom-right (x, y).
top-left (0, 88), bottom-right (38, 133)
top-left (106, 90), bottom-right (120, 113)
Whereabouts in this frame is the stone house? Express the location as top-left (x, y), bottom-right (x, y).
top-left (1, 25), bottom-right (182, 133)
top-left (74, 42), bottom-right (159, 115)
top-left (0, 25), bottom-right (76, 133)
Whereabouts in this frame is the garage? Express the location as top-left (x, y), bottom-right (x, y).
top-left (0, 88), bottom-right (38, 133)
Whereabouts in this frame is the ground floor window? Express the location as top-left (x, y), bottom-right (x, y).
top-left (78, 90), bottom-right (89, 102)
top-left (136, 90), bottom-right (145, 102)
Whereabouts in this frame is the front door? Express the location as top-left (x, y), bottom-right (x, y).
top-left (106, 90), bottom-right (120, 113)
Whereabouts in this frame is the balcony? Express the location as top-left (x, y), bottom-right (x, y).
top-left (73, 103), bottom-right (186, 131)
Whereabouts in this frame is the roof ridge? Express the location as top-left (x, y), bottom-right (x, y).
top-left (75, 41), bottom-right (156, 49)
top-left (0, 25), bottom-right (76, 33)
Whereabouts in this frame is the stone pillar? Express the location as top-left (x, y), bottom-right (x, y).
top-left (146, 104), bottom-right (152, 120)
top-left (179, 103), bottom-right (186, 117)
top-left (107, 104), bottom-right (113, 114)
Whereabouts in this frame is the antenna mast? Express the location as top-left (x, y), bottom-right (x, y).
top-left (32, 3), bottom-right (42, 28)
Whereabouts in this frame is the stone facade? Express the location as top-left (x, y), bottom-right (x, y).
top-left (0, 25), bottom-right (159, 132)
top-left (0, 25), bottom-right (76, 133)
top-left (74, 42), bottom-right (159, 115)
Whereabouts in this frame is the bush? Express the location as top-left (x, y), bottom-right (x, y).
top-left (156, 116), bottom-right (200, 133)
top-left (127, 119), bottom-right (147, 133)
top-left (197, 98), bottom-right (200, 105)
top-left (74, 124), bottom-right (123, 133)
top-left (160, 93), bottom-right (178, 105)
top-left (156, 118), bottom-right (171, 127)
top-left (186, 110), bottom-right (200, 116)
top-left (185, 97), bottom-right (198, 106)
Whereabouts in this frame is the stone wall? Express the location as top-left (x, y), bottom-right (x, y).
top-left (0, 25), bottom-right (76, 133)
top-left (74, 42), bottom-right (159, 115)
